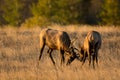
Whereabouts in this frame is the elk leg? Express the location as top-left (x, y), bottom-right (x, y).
top-left (95, 43), bottom-right (99, 66)
top-left (88, 54), bottom-right (91, 67)
top-left (95, 50), bottom-right (98, 66)
top-left (82, 56), bottom-right (86, 66)
top-left (87, 49), bottom-right (91, 67)
top-left (92, 54), bottom-right (95, 69)
top-left (49, 49), bottom-right (55, 65)
top-left (89, 56), bottom-right (91, 67)
top-left (60, 50), bottom-right (65, 65)
top-left (47, 48), bottom-right (51, 53)
top-left (81, 51), bottom-right (87, 66)
top-left (39, 44), bottom-right (45, 61)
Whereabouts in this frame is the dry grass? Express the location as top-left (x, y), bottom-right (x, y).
top-left (0, 25), bottom-right (120, 80)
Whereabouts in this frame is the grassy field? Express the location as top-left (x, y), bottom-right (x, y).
top-left (0, 25), bottom-right (120, 80)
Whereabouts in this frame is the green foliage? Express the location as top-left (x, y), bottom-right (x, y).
top-left (0, 0), bottom-right (37, 26)
top-left (22, 16), bottom-right (50, 28)
top-left (0, 0), bottom-right (120, 27)
top-left (1, 0), bottom-right (22, 26)
top-left (98, 0), bottom-right (120, 25)
top-left (31, 0), bottom-right (82, 25)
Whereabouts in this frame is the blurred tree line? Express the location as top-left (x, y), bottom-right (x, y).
top-left (0, 0), bottom-right (120, 27)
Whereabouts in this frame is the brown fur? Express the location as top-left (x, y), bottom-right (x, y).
top-left (39, 28), bottom-right (77, 65)
top-left (80, 31), bottom-right (102, 69)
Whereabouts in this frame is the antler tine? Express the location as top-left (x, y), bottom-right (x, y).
top-left (71, 37), bottom-right (78, 45)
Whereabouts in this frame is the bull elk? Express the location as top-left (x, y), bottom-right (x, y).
top-left (39, 28), bottom-right (78, 66)
top-left (79, 31), bottom-right (102, 69)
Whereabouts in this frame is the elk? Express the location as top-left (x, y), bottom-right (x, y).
top-left (79, 31), bottom-right (102, 69)
top-left (39, 28), bottom-right (78, 65)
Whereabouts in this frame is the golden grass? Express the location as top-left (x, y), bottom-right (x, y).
top-left (0, 25), bottom-right (120, 80)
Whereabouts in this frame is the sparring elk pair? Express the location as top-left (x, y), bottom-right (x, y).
top-left (39, 28), bottom-right (102, 69)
